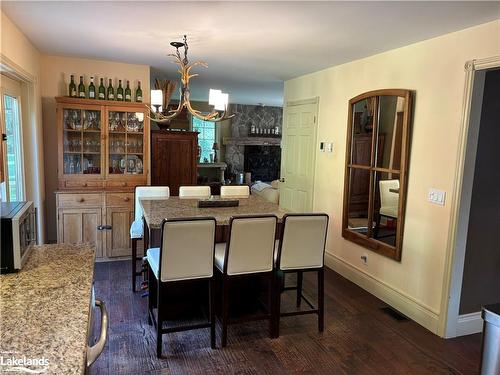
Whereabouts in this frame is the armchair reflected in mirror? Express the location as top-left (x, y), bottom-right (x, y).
top-left (342, 89), bottom-right (413, 260)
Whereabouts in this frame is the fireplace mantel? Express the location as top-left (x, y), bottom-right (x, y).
top-left (223, 137), bottom-right (281, 146)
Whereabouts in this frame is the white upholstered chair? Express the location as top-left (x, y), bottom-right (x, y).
top-left (130, 186), bottom-right (170, 292)
top-left (379, 179), bottom-right (400, 219)
top-left (220, 185), bottom-right (250, 198)
top-left (214, 214), bottom-right (277, 347)
top-left (179, 186), bottom-right (211, 198)
top-left (146, 217), bottom-right (216, 357)
top-left (274, 213), bottom-right (329, 337)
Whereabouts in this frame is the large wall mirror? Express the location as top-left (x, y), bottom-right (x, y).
top-left (342, 89), bottom-right (413, 260)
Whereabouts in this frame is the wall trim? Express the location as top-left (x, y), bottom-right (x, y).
top-left (325, 251), bottom-right (440, 334)
top-left (286, 96), bottom-right (319, 107)
top-left (456, 312), bottom-right (483, 337)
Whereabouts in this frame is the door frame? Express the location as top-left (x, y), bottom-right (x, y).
top-left (1, 74), bottom-right (26, 201)
top-left (439, 55), bottom-right (500, 338)
top-left (282, 96), bottom-right (320, 211)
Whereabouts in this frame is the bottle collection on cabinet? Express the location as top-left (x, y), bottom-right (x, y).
top-left (68, 75), bottom-right (143, 103)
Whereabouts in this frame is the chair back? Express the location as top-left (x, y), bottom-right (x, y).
top-left (277, 213), bottom-right (329, 270)
top-left (379, 179), bottom-right (399, 218)
top-left (159, 217), bottom-right (216, 282)
top-left (135, 186), bottom-right (170, 222)
top-left (220, 185), bottom-right (250, 198)
top-left (179, 186), bottom-right (211, 198)
top-left (224, 215), bottom-right (277, 275)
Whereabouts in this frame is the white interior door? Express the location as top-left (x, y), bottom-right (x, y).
top-left (280, 99), bottom-right (318, 212)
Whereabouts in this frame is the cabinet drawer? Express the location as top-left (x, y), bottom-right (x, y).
top-left (106, 193), bottom-right (134, 207)
top-left (57, 193), bottom-right (103, 208)
top-left (64, 180), bottom-right (104, 189)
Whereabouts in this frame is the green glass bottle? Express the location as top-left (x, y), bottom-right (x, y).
top-left (107, 79), bottom-right (115, 100)
top-left (116, 80), bottom-right (124, 101)
top-left (78, 76), bottom-right (86, 98)
top-left (125, 80), bottom-right (132, 102)
top-left (135, 81), bottom-right (143, 103)
top-left (88, 76), bottom-right (96, 99)
top-left (98, 78), bottom-right (106, 100)
top-left (69, 75), bottom-right (77, 97)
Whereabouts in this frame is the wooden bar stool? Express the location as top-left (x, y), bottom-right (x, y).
top-left (273, 213), bottom-right (329, 337)
top-left (214, 214), bottom-right (277, 347)
top-left (146, 217), bottom-right (217, 357)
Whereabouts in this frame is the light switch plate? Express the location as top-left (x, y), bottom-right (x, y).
top-left (428, 188), bottom-right (446, 206)
top-left (326, 142), bottom-right (334, 153)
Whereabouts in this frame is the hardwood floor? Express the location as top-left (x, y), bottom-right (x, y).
top-left (89, 261), bottom-right (481, 375)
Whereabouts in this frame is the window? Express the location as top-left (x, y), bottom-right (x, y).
top-left (192, 117), bottom-right (216, 162)
top-left (1, 89), bottom-right (25, 202)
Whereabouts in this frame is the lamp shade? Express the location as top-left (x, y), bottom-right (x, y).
top-left (209, 89), bottom-right (222, 106)
top-left (214, 92), bottom-right (229, 111)
top-left (151, 90), bottom-right (163, 106)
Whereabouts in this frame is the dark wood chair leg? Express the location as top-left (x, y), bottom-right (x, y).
top-left (156, 285), bottom-right (163, 358)
top-left (374, 213), bottom-right (381, 239)
top-left (318, 268), bottom-right (325, 332)
top-left (147, 264), bottom-right (154, 325)
top-left (221, 277), bottom-right (229, 348)
top-left (273, 271), bottom-right (282, 338)
top-left (268, 274), bottom-right (273, 338)
top-left (132, 238), bottom-right (138, 292)
top-left (296, 271), bottom-right (303, 307)
top-left (209, 278), bottom-right (216, 349)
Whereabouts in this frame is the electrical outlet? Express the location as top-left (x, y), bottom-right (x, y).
top-left (428, 188), bottom-right (446, 206)
top-left (361, 254), bottom-right (368, 265)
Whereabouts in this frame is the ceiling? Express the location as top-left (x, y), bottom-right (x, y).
top-left (2, 1), bottom-right (499, 106)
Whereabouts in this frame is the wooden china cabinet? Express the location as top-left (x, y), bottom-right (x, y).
top-left (55, 97), bottom-right (149, 259)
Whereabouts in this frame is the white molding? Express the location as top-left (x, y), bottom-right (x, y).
top-left (286, 96), bottom-right (319, 107)
top-left (439, 55), bottom-right (500, 338)
top-left (325, 251), bottom-right (440, 334)
top-left (456, 312), bottom-right (483, 337)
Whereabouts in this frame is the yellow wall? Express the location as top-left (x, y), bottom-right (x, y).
top-left (40, 55), bottom-right (150, 241)
top-left (1, 10), bottom-right (46, 242)
top-left (284, 19), bottom-right (500, 333)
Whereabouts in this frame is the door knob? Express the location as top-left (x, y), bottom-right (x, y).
top-left (279, 178), bottom-right (285, 183)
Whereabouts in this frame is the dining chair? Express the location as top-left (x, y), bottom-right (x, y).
top-left (273, 213), bottom-right (329, 337)
top-left (220, 185), bottom-right (250, 198)
top-left (130, 186), bottom-right (170, 292)
top-left (146, 217), bottom-right (217, 357)
top-left (214, 214), bottom-right (277, 347)
top-left (374, 179), bottom-right (399, 238)
top-left (179, 185), bottom-right (211, 198)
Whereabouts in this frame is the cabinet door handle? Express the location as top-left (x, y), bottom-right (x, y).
top-left (97, 225), bottom-right (104, 231)
top-left (121, 182), bottom-right (127, 187)
top-left (82, 182), bottom-right (88, 187)
top-left (124, 197), bottom-right (130, 202)
top-left (78, 198), bottom-right (85, 203)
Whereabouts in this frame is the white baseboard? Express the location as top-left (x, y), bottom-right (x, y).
top-left (456, 312), bottom-right (483, 336)
top-left (324, 252), bottom-right (440, 334)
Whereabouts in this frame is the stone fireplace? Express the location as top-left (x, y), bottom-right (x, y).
top-left (224, 104), bottom-right (283, 182)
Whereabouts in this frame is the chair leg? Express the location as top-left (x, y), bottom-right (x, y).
top-left (221, 277), bottom-right (229, 348)
top-left (147, 264), bottom-right (153, 325)
top-left (296, 271), bottom-right (303, 307)
top-left (272, 272), bottom-right (281, 338)
top-left (318, 268), bottom-right (325, 332)
top-left (132, 238), bottom-right (138, 292)
top-left (209, 278), bottom-right (216, 349)
top-left (156, 285), bottom-right (163, 358)
top-left (268, 274), bottom-right (273, 338)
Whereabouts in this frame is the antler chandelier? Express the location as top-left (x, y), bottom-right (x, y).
top-left (148, 35), bottom-right (234, 124)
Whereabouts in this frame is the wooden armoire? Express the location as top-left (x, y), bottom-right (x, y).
top-left (151, 130), bottom-right (198, 196)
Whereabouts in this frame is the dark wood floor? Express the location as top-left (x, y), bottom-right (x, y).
top-left (89, 261), bottom-right (482, 375)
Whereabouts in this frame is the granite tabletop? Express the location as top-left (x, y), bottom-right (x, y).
top-left (0, 244), bottom-right (95, 375)
top-left (140, 194), bottom-right (288, 229)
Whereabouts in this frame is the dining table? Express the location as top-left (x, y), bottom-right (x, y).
top-left (139, 194), bottom-right (289, 249)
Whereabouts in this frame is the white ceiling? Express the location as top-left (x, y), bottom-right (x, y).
top-left (2, 1), bottom-right (499, 106)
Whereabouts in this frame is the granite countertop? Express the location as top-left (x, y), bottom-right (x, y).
top-left (0, 244), bottom-right (95, 375)
top-left (141, 194), bottom-right (288, 228)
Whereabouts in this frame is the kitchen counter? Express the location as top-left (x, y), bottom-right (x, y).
top-left (0, 244), bottom-right (95, 374)
top-left (140, 194), bottom-right (288, 229)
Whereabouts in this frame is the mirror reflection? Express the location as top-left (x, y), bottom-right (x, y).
top-left (343, 89), bottom-right (412, 261)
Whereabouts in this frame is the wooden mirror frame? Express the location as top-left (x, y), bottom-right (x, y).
top-left (342, 89), bottom-right (413, 261)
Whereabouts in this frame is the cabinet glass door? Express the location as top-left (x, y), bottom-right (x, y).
top-left (108, 111), bottom-right (144, 175)
top-left (63, 108), bottom-right (101, 175)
